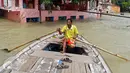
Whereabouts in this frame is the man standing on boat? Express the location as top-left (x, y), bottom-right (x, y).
top-left (57, 19), bottom-right (79, 53)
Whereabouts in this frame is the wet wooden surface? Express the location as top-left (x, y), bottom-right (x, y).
top-left (31, 50), bottom-right (93, 63)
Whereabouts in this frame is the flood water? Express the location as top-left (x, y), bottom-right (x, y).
top-left (0, 15), bottom-right (130, 73)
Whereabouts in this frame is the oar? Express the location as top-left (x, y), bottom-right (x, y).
top-left (4, 31), bottom-right (56, 52)
top-left (76, 36), bottom-right (129, 61)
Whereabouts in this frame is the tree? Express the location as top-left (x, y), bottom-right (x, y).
top-left (72, 0), bottom-right (79, 3)
top-left (128, 0), bottom-right (130, 6)
top-left (40, 0), bottom-right (52, 4)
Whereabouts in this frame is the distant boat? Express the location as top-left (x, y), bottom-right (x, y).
top-left (0, 32), bottom-right (111, 73)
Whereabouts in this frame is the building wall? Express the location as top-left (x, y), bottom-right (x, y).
top-left (111, 5), bottom-right (120, 13)
top-left (0, 0), bottom-right (21, 21)
top-left (20, 9), bottom-right (39, 23)
top-left (19, 0), bottom-right (89, 23)
top-left (1, 0), bottom-right (91, 23)
top-left (0, 0), bottom-right (1, 7)
top-left (0, 0), bottom-right (22, 11)
top-left (20, 10), bottom-right (89, 23)
top-left (3, 10), bottom-right (20, 22)
top-left (41, 11), bottom-right (88, 21)
top-left (7, 11), bottom-right (20, 22)
top-left (20, 0), bottom-right (39, 23)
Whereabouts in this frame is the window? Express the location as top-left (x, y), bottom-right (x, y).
top-left (2, 0), bottom-right (12, 8)
top-left (23, 0), bottom-right (35, 8)
top-left (15, 0), bottom-right (19, 7)
top-left (8, 0), bottom-right (12, 8)
top-left (4, 0), bottom-right (8, 7)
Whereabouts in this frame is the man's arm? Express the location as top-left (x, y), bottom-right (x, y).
top-left (57, 28), bottom-right (62, 35)
top-left (73, 34), bottom-right (78, 39)
top-left (57, 26), bottom-right (66, 35)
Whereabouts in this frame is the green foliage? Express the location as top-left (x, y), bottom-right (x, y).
top-left (128, 0), bottom-right (130, 6)
top-left (122, 2), bottom-right (128, 9)
top-left (40, 0), bottom-right (52, 4)
top-left (72, 0), bottom-right (79, 3)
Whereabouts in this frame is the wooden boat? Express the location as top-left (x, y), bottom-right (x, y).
top-left (0, 32), bottom-right (112, 73)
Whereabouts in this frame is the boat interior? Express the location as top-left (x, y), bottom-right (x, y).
top-left (1, 36), bottom-right (110, 73)
top-left (43, 43), bottom-right (88, 55)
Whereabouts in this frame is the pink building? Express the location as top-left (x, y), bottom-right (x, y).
top-left (0, 0), bottom-right (93, 23)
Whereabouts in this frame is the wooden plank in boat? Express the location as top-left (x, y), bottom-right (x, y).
top-left (19, 56), bottom-right (39, 72)
top-left (79, 63), bottom-right (87, 73)
top-left (61, 62), bottom-right (87, 73)
top-left (72, 62), bottom-right (80, 73)
top-left (11, 70), bottom-right (28, 73)
top-left (67, 62), bottom-right (72, 73)
top-left (50, 60), bottom-right (62, 73)
top-left (29, 57), bottom-right (43, 72)
top-left (61, 62), bottom-right (72, 73)
top-left (31, 58), bottom-right (58, 73)
top-left (40, 58), bottom-right (54, 73)
top-left (47, 38), bottom-right (62, 43)
top-left (85, 63), bottom-right (91, 73)
top-left (31, 50), bottom-right (93, 63)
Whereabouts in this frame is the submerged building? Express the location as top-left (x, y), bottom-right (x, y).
top-left (0, 0), bottom-right (111, 23)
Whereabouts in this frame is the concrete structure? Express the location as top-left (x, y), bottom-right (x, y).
top-left (0, 0), bottom-right (106, 23)
top-left (110, 4), bottom-right (120, 13)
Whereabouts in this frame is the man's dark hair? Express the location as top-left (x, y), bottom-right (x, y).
top-left (67, 18), bottom-right (72, 23)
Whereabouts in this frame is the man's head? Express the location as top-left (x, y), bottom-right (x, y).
top-left (67, 18), bottom-right (72, 26)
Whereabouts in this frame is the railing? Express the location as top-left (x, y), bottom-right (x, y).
top-left (40, 3), bottom-right (87, 11)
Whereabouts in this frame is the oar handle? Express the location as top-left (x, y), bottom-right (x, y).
top-left (113, 54), bottom-right (129, 61)
top-left (96, 47), bottom-right (129, 61)
top-left (76, 38), bottom-right (129, 61)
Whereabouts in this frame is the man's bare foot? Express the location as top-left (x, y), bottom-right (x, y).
top-left (60, 51), bottom-right (65, 54)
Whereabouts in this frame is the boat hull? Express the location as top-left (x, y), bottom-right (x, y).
top-left (0, 32), bottom-right (112, 73)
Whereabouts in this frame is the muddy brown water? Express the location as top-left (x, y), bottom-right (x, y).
top-left (0, 15), bottom-right (130, 73)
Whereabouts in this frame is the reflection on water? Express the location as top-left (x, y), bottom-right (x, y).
top-left (0, 16), bottom-right (130, 73)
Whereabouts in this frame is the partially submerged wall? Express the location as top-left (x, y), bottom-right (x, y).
top-left (20, 10), bottom-right (89, 23)
top-left (3, 10), bottom-right (20, 22)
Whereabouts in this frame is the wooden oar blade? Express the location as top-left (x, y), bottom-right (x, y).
top-left (3, 48), bottom-right (10, 52)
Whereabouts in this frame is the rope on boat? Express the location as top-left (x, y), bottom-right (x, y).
top-left (76, 35), bottom-right (129, 61)
top-left (4, 31), bottom-right (57, 52)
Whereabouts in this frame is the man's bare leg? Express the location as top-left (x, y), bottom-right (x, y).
top-left (61, 38), bottom-right (67, 53)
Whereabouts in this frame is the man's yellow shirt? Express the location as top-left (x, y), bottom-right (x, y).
top-left (61, 25), bottom-right (78, 39)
